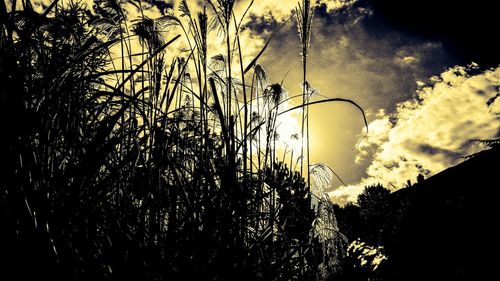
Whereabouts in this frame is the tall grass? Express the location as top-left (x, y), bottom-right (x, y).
top-left (0, 0), bottom-right (366, 280)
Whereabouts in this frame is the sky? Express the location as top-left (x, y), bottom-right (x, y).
top-left (238, 0), bottom-right (500, 204)
top-left (27, 0), bottom-right (500, 204)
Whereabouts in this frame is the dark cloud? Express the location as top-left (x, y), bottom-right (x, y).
top-left (254, 2), bottom-right (459, 110)
top-left (243, 14), bottom-right (279, 34)
top-left (417, 144), bottom-right (463, 161)
top-left (363, 0), bottom-right (500, 66)
top-left (149, 0), bottom-right (174, 15)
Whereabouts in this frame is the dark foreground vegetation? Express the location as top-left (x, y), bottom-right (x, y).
top-left (0, 0), bottom-right (358, 280)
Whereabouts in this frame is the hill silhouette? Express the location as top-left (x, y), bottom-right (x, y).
top-left (334, 143), bottom-right (500, 280)
top-left (381, 144), bottom-right (500, 280)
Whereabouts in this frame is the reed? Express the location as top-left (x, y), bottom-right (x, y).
top-left (0, 0), bottom-right (366, 280)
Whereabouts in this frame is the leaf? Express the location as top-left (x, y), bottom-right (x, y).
top-left (278, 97), bottom-right (369, 140)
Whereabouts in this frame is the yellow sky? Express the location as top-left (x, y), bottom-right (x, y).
top-left (24, 0), bottom-right (500, 204)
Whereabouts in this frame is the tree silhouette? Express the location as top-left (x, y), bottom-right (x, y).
top-left (357, 184), bottom-right (391, 244)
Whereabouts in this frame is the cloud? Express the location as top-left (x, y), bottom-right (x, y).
top-left (394, 53), bottom-right (420, 68)
top-left (252, 1), bottom-right (457, 188)
top-left (241, 0), bottom-right (359, 21)
top-left (329, 64), bottom-right (500, 205)
top-left (323, 0), bottom-right (359, 12)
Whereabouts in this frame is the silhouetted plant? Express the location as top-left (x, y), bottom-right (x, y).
top-left (0, 1), bottom-right (366, 280)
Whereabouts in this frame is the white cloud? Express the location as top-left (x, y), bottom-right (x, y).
top-left (395, 54), bottom-right (420, 68)
top-left (235, 0), bottom-right (359, 21)
top-left (323, 0), bottom-right (358, 12)
top-left (329, 64), bottom-right (500, 205)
